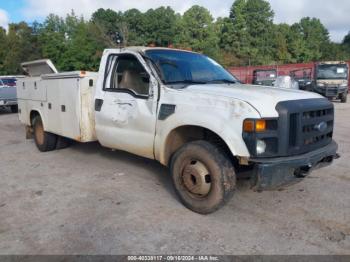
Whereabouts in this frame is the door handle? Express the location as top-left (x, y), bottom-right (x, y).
top-left (116, 102), bottom-right (132, 106)
top-left (113, 99), bottom-right (134, 106)
top-left (95, 99), bottom-right (104, 111)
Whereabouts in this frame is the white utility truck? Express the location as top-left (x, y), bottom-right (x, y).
top-left (17, 47), bottom-right (338, 214)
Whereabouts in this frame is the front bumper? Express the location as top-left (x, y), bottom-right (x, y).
top-left (314, 86), bottom-right (347, 97)
top-left (249, 140), bottom-right (338, 190)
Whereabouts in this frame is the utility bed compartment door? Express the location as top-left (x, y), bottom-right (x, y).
top-left (21, 59), bottom-right (58, 77)
top-left (17, 78), bottom-right (47, 101)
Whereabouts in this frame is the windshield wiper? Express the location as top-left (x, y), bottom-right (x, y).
top-left (206, 79), bottom-right (237, 84)
top-left (165, 80), bottom-right (207, 85)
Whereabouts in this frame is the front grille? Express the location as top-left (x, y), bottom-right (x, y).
top-left (299, 108), bottom-right (333, 150)
top-left (276, 98), bottom-right (334, 156)
top-left (289, 113), bottom-right (298, 147)
top-left (324, 86), bottom-right (339, 96)
top-left (318, 85), bottom-right (343, 96)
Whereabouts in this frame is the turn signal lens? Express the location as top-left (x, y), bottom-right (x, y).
top-left (255, 120), bottom-right (266, 132)
top-left (243, 120), bottom-right (255, 132)
top-left (243, 119), bottom-right (267, 132)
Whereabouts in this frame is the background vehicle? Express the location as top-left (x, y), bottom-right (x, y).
top-left (290, 68), bottom-right (313, 91)
top-left (229, 61), bottom-right (349, 102)
top-left (252, 69), bottom-right (277, 86)
top-left (273, 75), bottom-right (299, 90)
top-left (17, 47), bottom-right (338, 214)
top-left (314, 62), bottom-right (348, 103)
top-left (0, 76), bottom-right (22, 113)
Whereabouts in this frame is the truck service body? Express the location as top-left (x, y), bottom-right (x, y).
top-left (17, 47), bottom-right (338, 214)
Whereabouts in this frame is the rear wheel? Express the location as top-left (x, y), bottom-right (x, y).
top-left (10, 105), bottom-right (18, 113)
top-left (340, 92), bottom-right (348, 103)
top-left (56, 135), bottom-right (72, 150)
top-left (170, 141), bottom-right (236, 214)
top-left (33, 116), bottom-right (57, 152)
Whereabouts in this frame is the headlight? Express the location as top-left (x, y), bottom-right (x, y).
top-left (256, 140), bottom-right (267, 155)
top-left (242, 119), bottom-right (278, 157)
top-left (340, 83), bottom-right (348, 88)
top-left (318, 83), bottom-right (325, 87)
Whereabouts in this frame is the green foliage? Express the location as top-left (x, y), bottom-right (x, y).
top-left (0, 1), bottom-right (349, 75)
top-left (123, 9), bottom-right (146, 45)
top-left (143, 7), bottom-right (179, 47)
top-left (342, 31), bottom-right (350, 57)
top-left (220, 0), bottom-right (275, 65)
top-left (38, 14), bottom-right (67, 68)
top-left (1, 22), bottom-right (41, 74)
top-left (294, 17), bottom-right (330, 61)
top-left (175, 5), bottom-right (219, 58)
top-left (0, 27), bottom-right (7, 73)
top-left (272, 24), bottom-right (292, 63)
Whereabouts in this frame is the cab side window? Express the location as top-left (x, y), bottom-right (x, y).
top-left (108, 55), bottom-right (150, 97)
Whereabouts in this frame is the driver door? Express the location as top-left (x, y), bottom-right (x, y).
top-left (95, 53), bottom-right (158, 159)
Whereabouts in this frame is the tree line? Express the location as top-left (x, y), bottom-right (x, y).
top-left (1, 0), bottom-right (350, 75)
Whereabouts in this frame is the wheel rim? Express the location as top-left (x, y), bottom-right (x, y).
top-left (35, 120), bottom-right (45, 145)
top-left (182, 160), bottom-right (212, 197)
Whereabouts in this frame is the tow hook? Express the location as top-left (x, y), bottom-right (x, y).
top-left (294, 164), bottom-right (312, 178)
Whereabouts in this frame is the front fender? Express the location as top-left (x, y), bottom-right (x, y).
top-left (154, 97), bottom-right (260, 165)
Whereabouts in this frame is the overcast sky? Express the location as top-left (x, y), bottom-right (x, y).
top-left (0, 0), bottom-right (349, 42)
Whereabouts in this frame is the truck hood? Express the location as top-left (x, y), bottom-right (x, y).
top-left (184, 83), bottom-right (322, 117)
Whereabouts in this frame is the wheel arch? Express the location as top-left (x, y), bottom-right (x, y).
top-left (29, 109), bottom-right (46, 129)
top-left (158, 124), bottom-right (240, 167)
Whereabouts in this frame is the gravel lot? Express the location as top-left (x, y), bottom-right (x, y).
top-left (0, 101), bottom-right (349, 255)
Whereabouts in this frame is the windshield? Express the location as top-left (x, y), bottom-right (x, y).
top-left (145, 50), bottom-right (238, 86)
top-left (291, 69), bottom-right (312, 80)
top-left (254, 70), bottom-right (276, 81)
top-left (317, 64), bottom-right (348, 80)
top-left (0, 78), bottom-right (17, 86)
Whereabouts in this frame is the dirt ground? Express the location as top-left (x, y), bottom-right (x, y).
top-left (0, 101), bottom-right (349, 255)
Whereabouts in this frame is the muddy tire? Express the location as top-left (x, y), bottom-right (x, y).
top-left (56, 136), bottom-right (72, 150)
top-left (170, 141), bottom-right (236, 214)
top-left (340, 92), bottom-right (347, 103)
top-left (33, 116), bottom-right (57, 152)
top-left (10, 105), bottom-right (18, 113)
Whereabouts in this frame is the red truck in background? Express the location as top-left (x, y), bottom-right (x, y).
top-left (229, 61), bottom-right (350, 103)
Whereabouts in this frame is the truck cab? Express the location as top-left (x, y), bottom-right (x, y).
top-left (252, 69), bottom-right (277, 86)
top-left (290, 68), bottom-right (313, 91)
top-left (17, 47), bottom-right (339, 214)
top-left (313, 61), bottom-right (349, 103)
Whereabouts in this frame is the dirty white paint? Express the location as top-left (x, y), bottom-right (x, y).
top-left (17, 47), bottom-right (322, 165)
top-left (17, 71), bottom-right (98, 142)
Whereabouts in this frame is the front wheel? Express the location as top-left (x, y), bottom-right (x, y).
top-left (170, 141), bottom-right (236, 214)
top-left (33, 116), bottom-right (57, 152)
top-left (340, 92), bottom-right (348, 103)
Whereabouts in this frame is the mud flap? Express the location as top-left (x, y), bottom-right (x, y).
top-left (25, 126), bottom-right (34, 139)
